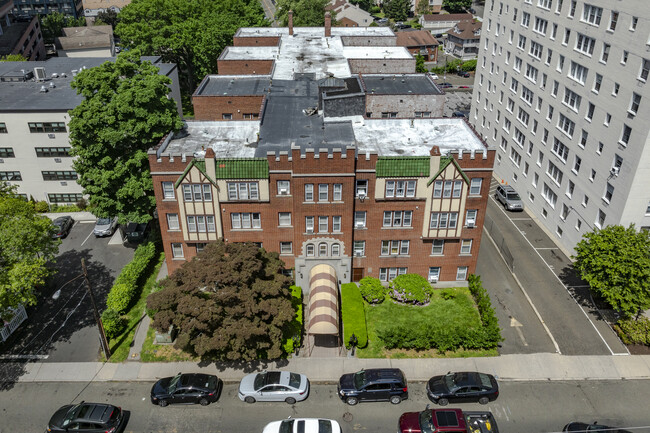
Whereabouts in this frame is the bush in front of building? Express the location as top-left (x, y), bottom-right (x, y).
top-left (468, 274), bottom-right (502, 345)
top-left (34, 201), bottom-right (49, 213)
top-left (615, 317), bottom-right (650, 346)
top-left (461, 59), bottom-right (477, 71)
top-left (282, 285), bottom-right (303, 355)
top-left (341, 283), bottom-right (368, 349)
top-left (389, 274), bottom-right (433, 305)
top-left (377, 323), bottom-right (492, 352)
top-left (359, 276), bottom-right (387, 304)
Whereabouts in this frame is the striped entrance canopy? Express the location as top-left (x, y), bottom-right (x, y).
top-left (307, 264), bottom-right (339, 335)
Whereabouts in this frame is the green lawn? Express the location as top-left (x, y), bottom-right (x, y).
top-left (357, 287), bottom-right (495, 358)
top-left (107, 252), bottom-right (165, 362)
top-left (140, 327), bottom-right (197, 362)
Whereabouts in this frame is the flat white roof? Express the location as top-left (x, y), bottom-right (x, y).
top-left (163, 121), bottom-right (260, 158)
top-left (325, 116), bottom-right (486, 156)
top-left (235, 27), bottom-right (396, 37)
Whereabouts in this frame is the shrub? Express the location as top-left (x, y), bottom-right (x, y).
top-left (341, 283), bottom-right (368, 349)
top-left (106, 282), bottom-right (135, 315)
top-left (615, 317), bottom-right (650, 345)
top-left (101, 308), bottom-right (126, 339)
top-left (34, 201), bottom-right (49, 213)
top-left (468, 274), bottom-right (503, 346)
top-left (461, 59), bottom-right (477, 71)
top-left (370, 6), bottom-right (380, 13)
top-left (377, 323), bottom-right (492, 352)
top-left (389, 274), bottom-right (433, 305)
top-left (145, 279), bottom-right (166, 318)
top-left (359, 276), bottom-right (386, 304)
top-left (76, 198), bottom-right (88, 210)
top-left (283, 285), bottom-right (304, 355)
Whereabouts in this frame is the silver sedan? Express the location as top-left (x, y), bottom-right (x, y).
top-left (238, 371), bottom-right (309, 404)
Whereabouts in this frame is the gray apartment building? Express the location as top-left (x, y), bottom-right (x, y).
top-left (12, 0), bottom-right (83, 18)
top-left (471, 0), bottom-right (650, 254)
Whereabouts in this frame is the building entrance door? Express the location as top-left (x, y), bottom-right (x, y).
top-left (352, 267), bottom-right (364, 282)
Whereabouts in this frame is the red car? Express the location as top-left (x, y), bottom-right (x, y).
top-left (398, 408), bottom-right (498, 433)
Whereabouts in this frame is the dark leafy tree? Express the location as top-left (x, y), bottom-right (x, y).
top-left (443, 0), bottom-right (472, 13)
top-left (96, 9), bottom-right (120, 29)
top-left (147, 241), bottom-right (295, 361)
top-left (0, 54), bottom-right (27, 62)
top-left (116, 0), bottom-right (268, 92)
top-left (383, 0), bottom-right (410, 21)
top-left (349, 0), bottom-right (373, 12)
top-left (68, 50), bottom-right (183, 223)
top-left (40, 12), bottom-right (86, 44)
top-left (415, 54), bottom-right (428, 73)
top-left (275, 0), bottom-right (333, 26)
top-left (573, 225), bottom-right (650, 319)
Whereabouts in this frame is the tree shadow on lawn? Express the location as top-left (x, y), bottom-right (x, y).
top-left (0, 249), bottom-right (114, 360)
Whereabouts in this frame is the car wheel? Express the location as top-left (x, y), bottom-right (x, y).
top-left (390, 396), bottom-right (402, 405)
top-left (346, 397), bottom-right (359, 406)
top-left (478, 396), bottom-right (489, 405)
top-left (437, 398), bottom-right (449, 406)
top-left (244, 396), bottom-right (256, 404)
top-left (285, 397), bottom-right (296, 405)
top-left (199, 398), bottom-right (209, 406)
top-left (158, 400), bottom-right (168, 407)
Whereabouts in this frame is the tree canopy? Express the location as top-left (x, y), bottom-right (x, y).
top-left (0, 54), bottom-right (27, 62)
top-left (40, 12), bottom-right (86, 44)
top-left (573, 225), bottom-right (650, 319)
top-left (147, 241), bottom-right (295, 361)
top-left (115, 0), bottom-right (268, 91)
top-left (383, 0), bottom-right (410, 22)
top-left (275, 0), bottom-right (333, 27)
top-left (443, 0), bottom-right (472, 14)
top-left (95, 9), bottom-right (120, 29)
top-left (0, 185), bottom-right (60, 317)
top-left (68, 51), bottom-right (183, 223)
top-left (415, 54), bottom-right (428, 73)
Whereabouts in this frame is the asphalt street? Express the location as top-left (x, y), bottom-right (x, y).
top-left (2, 380), bottom-right (650, 433)
top-left (0, 220), bottom-right (135, 362)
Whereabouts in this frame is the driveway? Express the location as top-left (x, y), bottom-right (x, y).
top-left (0, 217), bottom-right (135, 362)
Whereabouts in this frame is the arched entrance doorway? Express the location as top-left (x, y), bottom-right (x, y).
top-left (306, 264), bottom-right (342, 356)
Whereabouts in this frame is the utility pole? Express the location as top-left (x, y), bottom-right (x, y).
top-left (81, 259), bottom-right (111, 360)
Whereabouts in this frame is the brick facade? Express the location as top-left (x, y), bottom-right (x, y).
top-left (193, 95), bottom-right (265, 121)
top-left (216, 59), bottom-right (274, 75)
top-left (232, 36), bottom-right (280, 47)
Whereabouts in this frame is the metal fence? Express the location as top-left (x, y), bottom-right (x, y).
top-left (0, 305), bottom-right (27, 343)
top-left (483, 214), bottom-right (515, 272)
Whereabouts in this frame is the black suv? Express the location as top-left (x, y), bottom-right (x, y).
top-left (337, 368), bottom-right (408, 405)
top-left (124, 222), bottom-right (150, 243)
top-left (46, 402), bottom-right (125, 432)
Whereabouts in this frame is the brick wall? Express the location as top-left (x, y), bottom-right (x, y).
top-left (340, 36), bottom-right (397, 46)
top-left (348, 58), bottom-right (415, 74)
top-left (193, 95), bottom-right (265, 121)
top-left (233, 36), bottom-right (280, 47)
top-left (365, 94), bottom-right (445, 118)
top-left (217, 60), bottom-right (274, 75)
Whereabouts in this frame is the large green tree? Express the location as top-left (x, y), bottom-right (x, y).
top-left (573, 225), bottom-right (650, 319)
top-left (443, 0), bottom-right (472, 13)
top-left (147, 241), bottom-right (295, 361)
top-left (275, 0), bottom-right (333, 27)
top-left (0, 184), bottom-right (60, 317)
top-left (40, 12), bottom-right (86, 44)
top-left (383, 0), bottom-right (410, 22)
top-left (68, 51), bottom-right (183, 223)
top-left (95, 9), bottom-right (120, 29)
top-left (115, 0), bottom-right (268, 91)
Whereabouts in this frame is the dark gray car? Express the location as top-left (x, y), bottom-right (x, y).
top-left (495, 185), bottom-right (524, 211)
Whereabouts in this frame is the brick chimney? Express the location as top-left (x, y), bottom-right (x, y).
top-left (288, 10), bottom-right (294, 35)
top-left (325, 11), bottom-right (331, 37)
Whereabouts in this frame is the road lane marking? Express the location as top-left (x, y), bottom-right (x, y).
top-left (80, 228), bottom-right (94, 246)
top-left (510, 316), bottom-right (528, 346)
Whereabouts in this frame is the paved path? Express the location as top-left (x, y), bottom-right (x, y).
top-left (5, 354), bottom-right (650, 384)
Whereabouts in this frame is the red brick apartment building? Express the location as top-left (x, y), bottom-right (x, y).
top-left (149, 20), bottom-right (494, 290)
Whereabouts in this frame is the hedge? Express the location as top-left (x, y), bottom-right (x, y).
top-left (615, 317), bottom-right (650, 345)
top-left (283, 285), bottom-right (304, 355)
top-left (101, 308), bottom-right (126, 339)
top-left (377, 323), bottom-right (494, 352)
top-left (341, 283), bottom-right (368, 349)
top-left (359, 276), bottom-right (386, 304)
top-left (468, 274), bottom-right (503, 347)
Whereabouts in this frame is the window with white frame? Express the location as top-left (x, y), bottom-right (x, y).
top-left (318, 243), bottom-right (328, 257)
top-left (575, 33), bottom-right (595, 55)
top-left (279, 212), bottom-right (292, 226)
top-left (563, 88), bottom-right (581, 111)
top-left (433, 180), bottom-right (443, 198)
top-left (521, 11), bottom-right (530, 27)
top-left (280, 242), bottom-right (292, 254)
top-left (162, 182), bottom-right (175, 199)
top-left (353, 241), bottom-right (365, 256)
top-left (600, 43), bottom-right (610, 63)
top-left (380, 267), bottom-right (407, 281)
top-left (381, 240), bottom-right (409, 255)
top-left (586, 103), bottom-right (595, 121)
top-left (331, 243), bottom-right (340, 256)
top-left (542, 183), bottom-right (558, 208)
top-left (573, 156), bottom-right (582, 173)
top-left (558, 114), bottom-right (575, 137)
top-left (452, 180), bottom-right (463, 198)
top-left (521, 86), bottom-right (534, 105)
top-left (517, 107), bottom-right (530, 126)
top-left (631, 16), bottom-right (638, 31)
top-left (563, 28), bottom-right (571, 45)
top-left (431, 240), bottom-right (444, 255)
top-left (552, 138), bottom-right (569, 162)
top-left (517, 34), bottom-right (527, 50)
top-left (430, 212), bottom-right (459, 229)
top-left (593, 73), bottom-right (602, 93)
top-left (231, 213), bottom-right (261, 229)
top-left (620, 124), bottom-right (632, 146)
top-left (538, 0), bottom-right (551, 10)
top-left (510, 77), bottom-right (519, 93)
top-left (354, 211), bottom-right (366, 228)
top-left (332, 215), bottom-right (341, 232)
top-left (333, 183), bottom-right (342, 201)
top-left (171, 243), bottom-right (184, 258)
top-left (580, 130), bottom-right (588, 148)
top-left (525, 63), bottom-right (538, 82)
top-left (196, 243), bottom-right (207, 253)
top-left (630, 93), bottom-right (641, 115)
top-left (318, 216), bottom-right (328, 233)
top-left (443, 180), bottom-right (453, 198)
top-left (546, 48), bottom-right (553, 65)
top-left (608, 10), bottom-right (618, 30)
top-left (428, 267), bottom-right (441, 282)
top-left (507, 98), bottom-right (515, 113)
top-left (568, 0), bottom-right (576, 17)
top-left (277, 180), bottom-right (290, 195)
top-left (183, 184), bottom-right (213, 202)
top-left (470, 178), bottom-right (482, 195)
top-left (306, 216), bottom-right (314, 232)
top-left (385, 180), bottom-right (416, 198)
top-left (318, 184), bottom-right (328, 201)
top-left (595, 209), bottom-right (606, 229)
top-left (304, 183), bottom-right (314, 201)
top-left (460, 239), bottom-right (473, 254)
top-left (227, 182), bottom-right (259, 200)
top-left (306, 244), bottom-right (315, 256)
top-left (383, 211), bottom-right (412, 227)
top-left (547, 161), bottom-right (564, 186)
top-left (514, 128), bottom-right (525, 147)
top-left (514, 57), bottom-right (522, 72)
top-left (167, 213), bottom-right (179, 230)
top-left (456, 266), bottom-right (469, 280)
top-left (510, 147), bottom-right (522, 167)
top-left (534, 17), bottom-right (548, 35)
top-left (604, 183), bottom-right (614, 203)
top-left (569, 61), bottom-right (588, 84)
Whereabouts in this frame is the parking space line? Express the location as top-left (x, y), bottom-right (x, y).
top-left (80, 227), bottom-right (94, 247)
top-left (535, 247), bottom-right (559, 250)
top-left (488, 189), bottom-right (618, 356)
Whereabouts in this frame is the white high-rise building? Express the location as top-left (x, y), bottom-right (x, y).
top-left (472, 0), bottom-right (650, 254)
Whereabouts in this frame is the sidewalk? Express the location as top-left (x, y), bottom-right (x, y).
top-left (43, 211), bottom-right (97, 222)
top-left (10, 354), bottom-right (650, 384)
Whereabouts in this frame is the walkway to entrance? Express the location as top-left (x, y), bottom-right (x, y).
top-left (304, 264), bottom-right (344, 357)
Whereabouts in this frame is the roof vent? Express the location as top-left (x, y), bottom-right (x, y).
top-left (61, 73), bottom-right (67, 78)
top-left (51, 72), bottom-right (59, 78)
top-left (39, 85), bottom-right (48, 93)
top-left (34, 67), bottom-right (46, 81)
top-left (49, 82), bottom-right (56, 88)
top-left (71, 69), bottom-right (78, 76)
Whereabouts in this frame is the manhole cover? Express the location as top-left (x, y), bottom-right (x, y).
top-left (342, 412), bottom-right (353, 422)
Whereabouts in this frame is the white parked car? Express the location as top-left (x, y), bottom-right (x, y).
top-left (430, 73), bottom-right (439, 80)
top-left (93, 216), bottom-right (119, 237)
top-left (238, 371), bottom-right (309, 404)
top-left (262, 418), bottom-right (341, 433)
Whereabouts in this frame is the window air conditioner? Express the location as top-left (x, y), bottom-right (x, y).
top-left (467, 220), bottom-right (475, 228)
top-left (610, 167), bottom-right (620, 176)
top-left (54, 158), bottom-right (62, 163)
top-left (279, 188), bottom-right (288, 195)
top-left (306, 228), bottom-right (313, 234)
top-left (358, 192), bottom-right (366, 199)
top-left (355, 251), bottom-right (363, 257)
top-left (429, 276), bottom-right (439, 282)
top-left (355, 221), bottom-right (365, 228)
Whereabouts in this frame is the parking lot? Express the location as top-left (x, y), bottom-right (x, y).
top-left (0, 216), bottom-right (135, 362)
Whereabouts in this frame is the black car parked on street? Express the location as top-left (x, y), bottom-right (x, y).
top-left (427, 371), bottom-right (499, 406)
top-left (151, 373), bottom-right (223, 407)
top-left (337, 368), bottom-right (408, 405)
top-left (563, 421), bottom-right (631, 432)
top-left (46, 401), bottom-right (125, 432)
top-left (51, 216), bottom-right (74, 239)
top-left (124, 222), bottom-right (150, 243)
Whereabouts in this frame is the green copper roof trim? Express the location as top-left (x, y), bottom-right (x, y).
top-left (427, 156), bottom-right (470, 186)
top-left (174, 158), bottom-right (217, 189)
top-left (375, 156), bottom-right (430, 178)
top-left (213, 158), bottom-right (269, 179)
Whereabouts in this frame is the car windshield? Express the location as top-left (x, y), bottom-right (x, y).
top-left (353, 371), bottom-right (366, 389)
top-left (587, 426), bottom-right (610, 431)
top-left (507, 192), bottom-right (521, 200)
top-left (418, 410), bottom-right (435, 433)
top-left (168, 374), bottom-right (182, 393)
top-left (289, 373), bottom-right (302, 389)
top-left (206, 376), bottom-right (217, 389)
top-left (478, 373), bottom-right (492, 388)
top-left (318, 420), bottom-right (332, 433)
top-left (444, 373), bottom-right (459, 391)
top-left (62, 404), bottom-right (83, 426)
top-left (97, 218), bottom-right (112, 225)
top-left (279, 419), bottom-right (294, 433)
